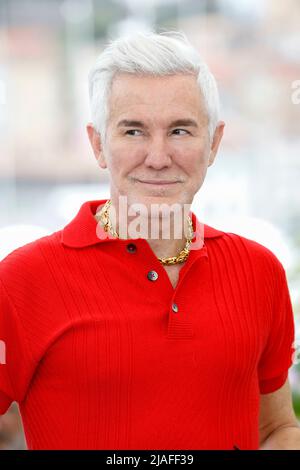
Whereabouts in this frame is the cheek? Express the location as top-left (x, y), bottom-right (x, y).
top-left (176, 146), bottom-right (209, 174)
top-left (104, 143), bottom-right (142, 176)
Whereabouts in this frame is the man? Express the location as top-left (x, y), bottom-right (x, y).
top-left (0, 31), bottom-right (299, 450)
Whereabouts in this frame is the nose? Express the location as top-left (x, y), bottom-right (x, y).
top-left (144, 136), bottom-right (172, 170)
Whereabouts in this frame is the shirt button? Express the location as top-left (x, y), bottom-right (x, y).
top-left (147, 270), bottom-right (159, 281)
top-left (172, 303), bottom-right (179, 313)
top-left (126, 243), bottom-right (137, 253)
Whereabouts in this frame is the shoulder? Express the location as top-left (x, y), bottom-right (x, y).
top-left (205, 224), bottom-right (285, 276)
top-left (0, 230), bottom-right (62, 285)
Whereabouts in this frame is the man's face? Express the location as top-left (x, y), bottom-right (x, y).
top-left (87, 73), bottom-right (224, 209)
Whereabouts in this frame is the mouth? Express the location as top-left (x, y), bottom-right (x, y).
top-left (137, 180), bottom-right (179, 185)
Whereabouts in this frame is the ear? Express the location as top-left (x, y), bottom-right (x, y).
top-left (208, 121), bottom-right (225, 167)
top-left (86, 122), bottom-right (107, 169)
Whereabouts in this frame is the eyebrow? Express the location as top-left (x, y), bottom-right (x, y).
top-left (116, 119), bottom-right (199, 129)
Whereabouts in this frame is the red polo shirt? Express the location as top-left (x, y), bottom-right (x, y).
top-left (0, 199), bottom-right (295, 450)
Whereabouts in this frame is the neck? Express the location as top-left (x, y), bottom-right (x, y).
top-left (146, 236), bottom-right (189, 261)
top-left (98, 198), bottom-right (193, 260)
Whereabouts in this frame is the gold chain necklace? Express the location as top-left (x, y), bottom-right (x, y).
top-left (96, 199), bottom-right (194, 265)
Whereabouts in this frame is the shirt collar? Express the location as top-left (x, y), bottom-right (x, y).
top-left (61, 199), bottom-right (225, 249)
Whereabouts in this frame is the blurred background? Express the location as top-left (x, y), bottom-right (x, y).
top-left (0, 0), bottom-right (300, 449)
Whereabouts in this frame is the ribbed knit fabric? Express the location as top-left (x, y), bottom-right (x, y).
top-left (0, 199), bottom-right (296, 450)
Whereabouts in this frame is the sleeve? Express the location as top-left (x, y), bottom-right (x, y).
top-left (257, 261), bottom-right (296, 394)
top-left (0, 278), bottom-right (34, 414)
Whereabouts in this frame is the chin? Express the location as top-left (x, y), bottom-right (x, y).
top-left (128, 193), bottom-right (187, 211)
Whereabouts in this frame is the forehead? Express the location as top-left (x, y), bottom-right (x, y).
top-left (108, 73), bottom-right (207, 123)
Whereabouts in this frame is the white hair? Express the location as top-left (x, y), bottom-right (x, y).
top-left (88, 30), bottom-right (220, 142)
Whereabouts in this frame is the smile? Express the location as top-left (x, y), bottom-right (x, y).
top-left (137, 180), bottom-right (179, 185)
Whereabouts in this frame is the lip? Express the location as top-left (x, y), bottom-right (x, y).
top-left (137, 180), bottom-right (179, 185)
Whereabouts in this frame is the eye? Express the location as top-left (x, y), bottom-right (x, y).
top-left (125, 129), bottom-right (143, 136)
top-left (172, 128), bottom-right (190, 135)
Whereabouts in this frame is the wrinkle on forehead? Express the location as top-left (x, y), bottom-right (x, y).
top-left (108, 73), bottom-right (208, 126)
